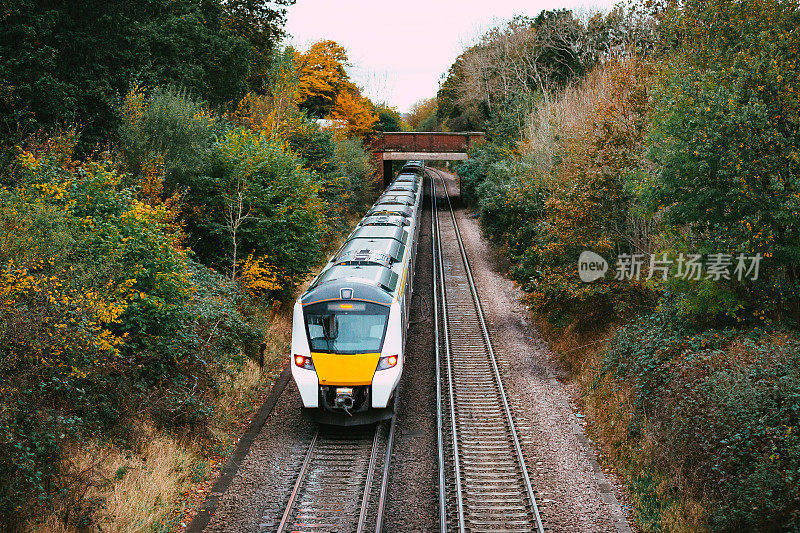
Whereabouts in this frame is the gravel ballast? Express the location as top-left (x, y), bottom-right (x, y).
top-left (381, 179), bottom-right (439, 531)
top-left (204, 384), bottom-right (316, 532)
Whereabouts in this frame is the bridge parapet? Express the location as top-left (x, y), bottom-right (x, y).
top-left (372, 132), bottom-right (485, 154)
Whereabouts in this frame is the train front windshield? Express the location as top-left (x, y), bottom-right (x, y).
top-left (304, 301), bottom-right (390, 354)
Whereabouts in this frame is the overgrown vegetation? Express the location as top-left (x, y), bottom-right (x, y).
top-left (0, 132), bottom-right (257, 527)
top-left (0, 4), bottom-right (393, 526)
top-left (445, 1), bottom-right (800, 530)
top-left (0, 0), bottom-right (295, 155)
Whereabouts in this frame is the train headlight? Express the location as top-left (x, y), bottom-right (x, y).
top-left (294, 354), bottom-right (314, 370)
top-left (376, 355), bottom-right (398, 371)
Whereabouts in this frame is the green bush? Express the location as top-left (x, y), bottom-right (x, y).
top-left (183, 128), bottom-right (326, 297)
top-left (601, 305), bottom-right (800, 531)
top-left (284, 115), bottom-right (376, 226)
top-left (455, 143), bottom-right (497, 206)
top-left (456, 142), bottom-right (544, 254)
top-left (0, 139), bottom-right (256, 525)
top-left (284, 116), bottom-right (349, 232)
top-left (333, 136), bottom-right (377, 210)
top-left (118, 86), bottom-right (219, 192)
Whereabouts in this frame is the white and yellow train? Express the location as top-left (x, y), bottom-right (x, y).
top-left (290, 161), bottom-right (425, 425)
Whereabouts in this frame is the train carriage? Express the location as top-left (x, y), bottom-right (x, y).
top-left (290, 161), bottom-right (425, 425)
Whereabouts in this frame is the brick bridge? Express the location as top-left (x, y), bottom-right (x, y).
top-left (372, 131), bottom-right (485, 187)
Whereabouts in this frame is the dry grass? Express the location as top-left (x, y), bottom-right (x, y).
top-left (213, 356), bottom-right (277, 437)
top-left (98, 434), bottom-right (194, 533)
top-left (533, 313), bottom-right (633, 454)
top-left (659, 497), bottom-right (708, 533)
top-left (216, 359), bottom-right (267, 419)
top-left (31, 430), bottom-right (197, 533)
top-left (534, 313), bottom-right (616, 375)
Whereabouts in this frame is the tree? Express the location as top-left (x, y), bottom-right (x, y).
top-left (407, 98), bottom-right (439, 131)
top-left (0, 0), bottom-right (254, 153)
top-left (117, 86), bottom-right (217, 193)
top-left (296, 40), bottom-right (353, 118)
top-left (293, 40), bottom-right (383, 139)
top-left (649, 0), bottom-right (800, 322)
top-left (328, 90), bottom-right (379, 140)
top-left (438, 54), bottom-right (485, 131)
top-left (225, 176), bottom-right (253, 281)
top-left (234, 48), bottom-right (303, 139)
top-left (222, 0), bottom-right (297, 91)
top-left (437, 8), bottom-right (654, 133)
top-left (184, 129), bottom-right (326, 295)
top-left (512, 57), bottom-right (652, 326)
top-left (374, 105), bottom-right (407, 132)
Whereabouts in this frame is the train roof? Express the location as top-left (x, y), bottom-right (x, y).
top-left (300, 167), bottom-right (422, 306)
top-left (333, 248), bottom-right (393, 268)
top-left (379, 191), bottom-right (416, 202)
top-left (386, 184), bottom-right (418, 194)
top-left (376, 197), bottom-right (414, 207)
top-left (339, 238), bottom-right (405, 264)
top-left (302, 265), bottom-right (397, 305)
top-left (347, 225), bottom-right (408, 244)
top-left (359, 214), bottom-right (409, 227)
top-left (401, 167), bottom-right (424, 176)
top-left (381, 188), bottom-right (416, 196)
top-left (366, 205), bottom-right (413, 218)
top-left (384, 180), bottom-right (419, 192)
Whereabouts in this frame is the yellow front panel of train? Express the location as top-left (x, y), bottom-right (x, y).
top-left (312, 352), bottom-right (380, 386)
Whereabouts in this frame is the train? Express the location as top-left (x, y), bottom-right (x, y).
top-left (290, 160), bottom-right (425, 425)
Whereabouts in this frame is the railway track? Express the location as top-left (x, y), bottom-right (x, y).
top-left (275, 417), bottom-right (396, 533)
top-left (430, 168), bottom-right (545, 533)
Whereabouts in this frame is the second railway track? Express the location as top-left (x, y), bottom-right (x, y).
top-left (430, 168), bottom-right (545, 533)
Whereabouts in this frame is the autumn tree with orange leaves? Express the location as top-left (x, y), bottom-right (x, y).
top-left (329, 90), bottom-right (379, 140)
top-left (295, 40), bottom-right (380, 140)
top-left (296, 40), bottom-right (353, 118)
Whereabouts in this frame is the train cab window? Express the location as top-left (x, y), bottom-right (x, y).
top-left (304, 301), bottom-right (390, 354)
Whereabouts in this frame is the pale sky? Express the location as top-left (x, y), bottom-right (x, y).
top-left (285, 0), bottom-right (619, 113)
